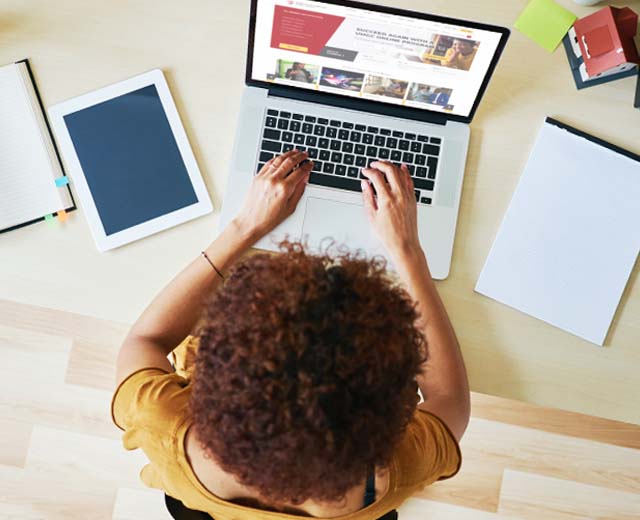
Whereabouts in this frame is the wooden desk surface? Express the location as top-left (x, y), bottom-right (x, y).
top-left (1, 0), bottom-right (639, 423)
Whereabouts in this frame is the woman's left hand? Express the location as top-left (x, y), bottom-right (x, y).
top-left (233, 149), bottom-right (312, 242)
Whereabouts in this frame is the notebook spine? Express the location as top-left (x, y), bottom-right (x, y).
top-left (545, 117), bottom-right (640, 163)
top-left (16, 59), bottom-right (77, 213)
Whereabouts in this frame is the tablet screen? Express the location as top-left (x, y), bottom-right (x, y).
top-left (63, 84), bottom-right (198, 236)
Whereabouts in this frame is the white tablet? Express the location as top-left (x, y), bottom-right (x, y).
top-left (49, 69), bottom-right (212, 251)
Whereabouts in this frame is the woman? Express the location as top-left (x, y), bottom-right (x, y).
top-left (112, 150), bottom-right (470, 519)
top-left (441, 39), bottom-right (477, 71)
top-left (285, 62), bottom-right (313, 83)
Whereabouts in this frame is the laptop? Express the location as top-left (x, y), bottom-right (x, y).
top-left (220, 0), bottom-right (509, 279)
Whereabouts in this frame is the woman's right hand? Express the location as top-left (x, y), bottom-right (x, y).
top-left (233, 149), bottom-right (312, 243)
top-left (360, 161), bottom-right (422, 262)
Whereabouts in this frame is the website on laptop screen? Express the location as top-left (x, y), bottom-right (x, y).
top-left (251, 0), bottom-right (503, 118)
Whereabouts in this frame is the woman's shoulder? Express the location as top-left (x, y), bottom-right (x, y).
top-left (391, 409), bottom-right (462, 489)
top-left (111, 366), bottom-right (192, 443)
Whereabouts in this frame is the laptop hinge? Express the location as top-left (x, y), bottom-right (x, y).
top-left (266, 85), bottom-right (448, 126)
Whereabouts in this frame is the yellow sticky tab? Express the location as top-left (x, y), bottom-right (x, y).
top-left (57, 209), bottom-right (68, 222)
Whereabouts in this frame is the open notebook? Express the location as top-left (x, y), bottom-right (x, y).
top-left (0, 59), bottom-right (75, 233)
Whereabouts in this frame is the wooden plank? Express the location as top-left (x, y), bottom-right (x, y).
top-left (64, 339), bottom-right (119, 391)
top-left (498, 470), bottom-right (640, 520)
top-left (399, 497), bottom-right (522, 519)
top-left (112, 488), bottom-right (173, 520)
top-left (462, 418), bottom-right (640, 495)
top-left (0, 419), bottom-right (32, 468)
top-left (0, 299), bottom-right (128, 348)
top-left (471, 393), bottom-right (640, 450)
top-left (24, 425), bottom-right (147, 488)
top-left (415, 454), bottom-right (503, 512)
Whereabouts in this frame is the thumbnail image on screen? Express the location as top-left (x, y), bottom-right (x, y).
top-left (319, 67), bottom-right (364, 91)
top-left (275, 60), bottom-right (319, 84)
top-left (403, 36), bottom-right (480, 72)
top-left (407, 83), bottom-right (453, 107)
top-left (363, 76), bottom-right (409, 99)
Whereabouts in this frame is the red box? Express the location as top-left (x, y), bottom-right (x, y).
top-left (574, 6), bottom-right (639, 78)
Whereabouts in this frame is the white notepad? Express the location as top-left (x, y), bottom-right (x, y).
top-left (0, 60), bottom-right (73, 232)
top-left (475, 119), bottom-right (640, 346)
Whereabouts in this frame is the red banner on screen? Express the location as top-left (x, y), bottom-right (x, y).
top-left (270, 6), bottom-right (345, 55)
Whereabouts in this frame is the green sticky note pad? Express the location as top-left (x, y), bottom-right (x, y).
top-left (515, 0), bottom-right (577, 52)
top-left (44, 214), bottom-right (55, 226)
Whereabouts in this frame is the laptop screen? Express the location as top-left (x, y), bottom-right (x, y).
top-left (250, 0), bottom-right (505, 119)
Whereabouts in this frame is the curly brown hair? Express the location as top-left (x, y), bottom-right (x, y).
top-left (191, 242), bottom-right (425, 506)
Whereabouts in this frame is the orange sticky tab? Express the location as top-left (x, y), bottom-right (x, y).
top-left (57, 209), bottom-right (68, 222)
top-left (279, 43), bottom-right (308, 52)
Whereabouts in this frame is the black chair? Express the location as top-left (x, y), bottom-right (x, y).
top-left (165, 494), bottom-right (213, 519)
top-left (164, 493), bottom-right (398, 519)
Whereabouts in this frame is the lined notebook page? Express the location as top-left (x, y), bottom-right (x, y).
top-left (0, 63), bottom-right (69, 230)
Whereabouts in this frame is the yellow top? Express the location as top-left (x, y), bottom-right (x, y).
top-left (111, 337), bottom-right (461, 520)
top-left (443, 47), bottom-right (477, 71)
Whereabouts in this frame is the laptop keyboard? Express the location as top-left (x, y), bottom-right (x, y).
top-left (258, 109), bottom-right (441, 205)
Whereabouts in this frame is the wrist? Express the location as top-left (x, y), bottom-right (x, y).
top-left (391, 243), bottom-right (430, 282)
top-left (229, 217), bottom-right (262, 246)
top-left (388, 239), bottom-right (424, 266)
top-left (203, 220), bottom-right (255, 273)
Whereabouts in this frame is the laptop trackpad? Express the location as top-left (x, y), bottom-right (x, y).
top-left (301, 197), bottom-right (381, 253)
